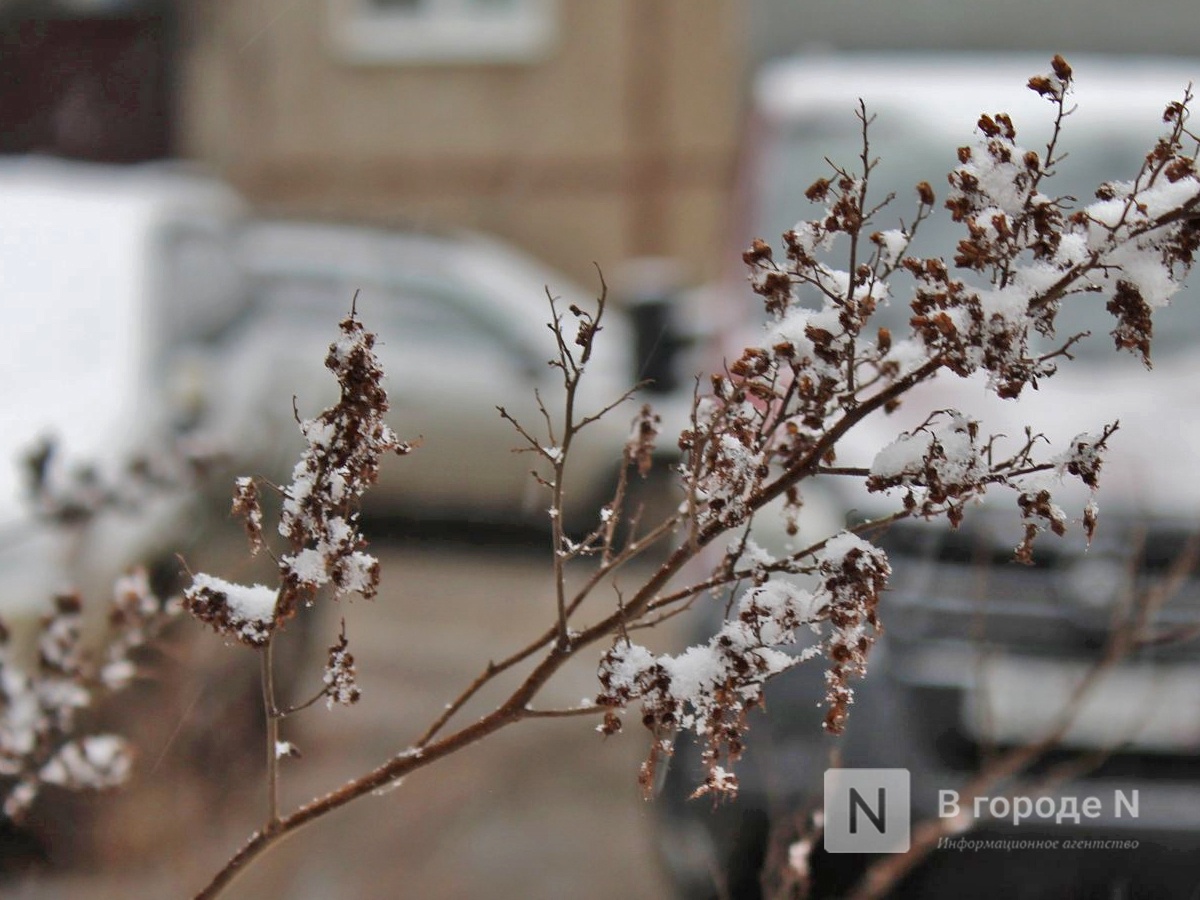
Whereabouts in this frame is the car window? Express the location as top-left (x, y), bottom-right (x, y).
top-left (158, 222), bottom-right (248, 347)
top-left (255, 272), bottom-right (540, 372)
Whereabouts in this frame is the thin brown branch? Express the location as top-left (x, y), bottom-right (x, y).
top-left (520, 705), bottom-right (605, 719)
top-left (261, 640), bottom-right (281, 834)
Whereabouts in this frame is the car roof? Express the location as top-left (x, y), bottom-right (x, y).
top-left (755, 53), bottom-right (1200, 140)
top-left (241, 219), bottom-right (625, 355)
top-left (243, 219), bottom-right (463, 276)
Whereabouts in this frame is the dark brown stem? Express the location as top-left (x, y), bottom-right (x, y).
top-left (260, 640), bottom-right (280, 833)
top-left (521, 705), bottom-right (606, 719)
top-left (195, 643), bottom-right (576, 900)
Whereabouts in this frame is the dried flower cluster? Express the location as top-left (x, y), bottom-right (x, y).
top-left (90, 56), bottom-right (1200, 898)
top-left (937, 56), bottom-right (1200, 378)
top-left (594, 56), bottom-right (1200, 798)
top-left (597, 531), bottom-right (888, 797)
top-left (275, 316), bottom-right (413, 610)
top-left (0, 570), bottom-right (177, 820)
top-left (184, 309), bottom-right (412, 666)
top-left (23, 434), bottom-right (219, 528)
top-left (182, 574), bottom-right (278, 648)
top-left (0, 426), bottom-right (202, 828)
top-left (174, 305), bottom-right (408, 853)
top-left (627, 403), bottom-right (661, 478)
top-left (323, 623), bottom-right (361, 709)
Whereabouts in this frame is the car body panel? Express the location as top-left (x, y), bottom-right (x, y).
top-left (0, 158), bottom-right (246, 618)
top-left (210, 220), bottom-right (668, 527)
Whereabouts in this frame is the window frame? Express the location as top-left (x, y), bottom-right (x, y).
top-left (326, 0), bottom-right (558, 65)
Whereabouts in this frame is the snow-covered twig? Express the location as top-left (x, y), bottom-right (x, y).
top-left (182, 55), bottom-right (1200, 898)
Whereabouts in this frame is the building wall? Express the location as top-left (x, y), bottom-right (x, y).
top-left (177, 0), bottom-right (746, 286)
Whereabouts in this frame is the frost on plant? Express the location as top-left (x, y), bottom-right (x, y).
top-left (183, 574), bottom-right (279, 648)
top-left (0, 572), bottom-right (178, 820)
top-left (118, 55), bottom-right (1200, 897)
top-left (597, 55), bottom-right (1200, 799)
top-left (276, 312), bottom-right (415, 615)
top-left (184, 308), bottom-right (413, 654)
top-left (323, 621), bottom-right (361, 709)
top-left (597, 533), bottom-right (888, 797)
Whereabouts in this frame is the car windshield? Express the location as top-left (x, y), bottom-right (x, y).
top-left (253, 271), bottom-right (539, 366)
top-left (757, 126), bottom-right (1200, 358)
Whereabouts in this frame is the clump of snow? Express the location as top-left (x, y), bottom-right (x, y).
top-left (869, 412), bottom-right (983, 496)
top-left (765, 306), bottom-right (818, 359)
top-left (275, 740), bottom-right (300, 760)
top-left (788, 839), bottom-right (812, 880)
top-left (184, 574), bottom-right (279, 647)
top-left (283, 548), bottom-right (329, 589)
top-left (39, 735), bottom-right (131, 789)
top-left (790, 220), bottom-right (838, 256)
top-left (876, 229), bottom-right (908, 266)
top-left (192, 574), bottom-right (276, 626)
top-left (870, 430), bottom-right (935, 482)
top-left (99, 660), bottom-right (136, 691)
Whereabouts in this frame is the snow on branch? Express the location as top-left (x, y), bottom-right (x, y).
top-left (597, 532), bottom-right (888, 799)
top-left (168, 56), bottom-right (1200, 898)
top-left (594, 54), bottom-right (1200, 798)
top-left (185, 307), bottom-right (415, 651)
top-left (0, 572), bottom-right (178, 820)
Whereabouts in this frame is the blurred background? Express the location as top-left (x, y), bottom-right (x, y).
top-left (5, 1), bottom-right (1200, 898)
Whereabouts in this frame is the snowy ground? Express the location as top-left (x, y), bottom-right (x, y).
top-left (10, 535), bottom-right (680, 899)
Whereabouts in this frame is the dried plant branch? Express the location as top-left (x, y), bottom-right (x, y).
top-left (0, 570), bottom-right (181, 822)
top-left (520, 705), bottom-right (605, 720)
top-left (260, 639), bottom-right (280, 832)
top-left (131, 55), bottom-right (1200, 897)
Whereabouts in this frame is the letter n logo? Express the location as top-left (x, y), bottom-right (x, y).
top-left (850, 786), bottom-right (886, 834)
top-left (824, 768), bottom-right (910, 853)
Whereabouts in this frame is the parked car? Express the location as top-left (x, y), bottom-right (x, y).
top-left (658, 54), bottom-right (1200, 898)
top-left (0, 158), bottom-right (247, 638)
top-left (199, 221), bottom-right (689, 530)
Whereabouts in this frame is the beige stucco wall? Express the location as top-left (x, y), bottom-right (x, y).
top-left (177, 0), bottom-right (746, 287)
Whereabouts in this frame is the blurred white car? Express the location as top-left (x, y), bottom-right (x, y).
top-left (660, 54), bottom-right (1200, 898)
top-left (205, 221), bottom-right (685, 528)
top-left (0, 159), bottom-right (246, 625)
